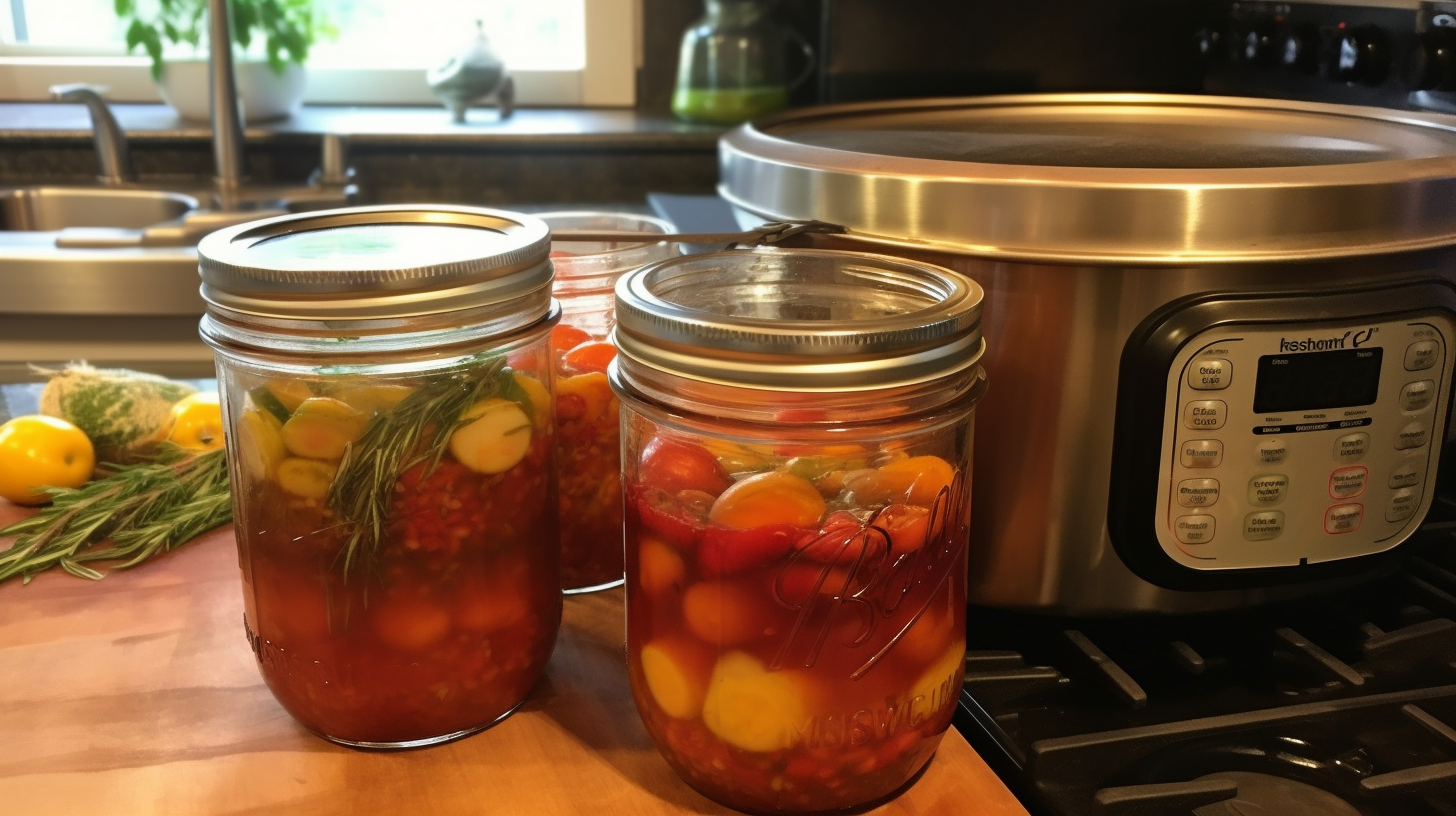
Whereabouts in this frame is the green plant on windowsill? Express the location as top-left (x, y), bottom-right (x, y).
top-left (116, 0), bottom-right (333, 80)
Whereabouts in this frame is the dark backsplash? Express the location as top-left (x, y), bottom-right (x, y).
top-left (1, 0), bottom-right (1213, 206)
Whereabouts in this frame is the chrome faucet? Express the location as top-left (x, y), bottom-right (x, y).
top-left (49, 84), bottom-right (134, 186)
top-left (208, 0), bottom-right (248, 209)
top-left (203, 0), bottom-right (354, 213)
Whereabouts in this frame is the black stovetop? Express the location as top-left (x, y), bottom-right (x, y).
top-left (955, 543), bottom-right (1456, 815)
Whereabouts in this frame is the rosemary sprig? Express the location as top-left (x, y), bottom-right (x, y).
top-left (0, 447), bottom-right (233, 585)
top-left (328, 357), bottom-right (513, 578)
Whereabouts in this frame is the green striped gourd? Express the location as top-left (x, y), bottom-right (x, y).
top-left (38, 364), bottom-right (199, 464)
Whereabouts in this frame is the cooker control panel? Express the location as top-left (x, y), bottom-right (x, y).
top-left (1155, 312), bottom-right (1456, 570)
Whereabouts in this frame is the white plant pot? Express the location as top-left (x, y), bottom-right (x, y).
top-left (157, 59), bottom-right (306, 124)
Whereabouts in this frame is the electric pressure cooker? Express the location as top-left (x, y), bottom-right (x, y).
top-left (719, 93), bottom-right (1456, 614)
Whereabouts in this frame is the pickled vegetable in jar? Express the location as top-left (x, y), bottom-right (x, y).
top-left (610, 247), bottom-right (987, 812)
top-left (198, 206), bottom-right (563, 748)
top-left (538, 211), bottom-right (676, 594)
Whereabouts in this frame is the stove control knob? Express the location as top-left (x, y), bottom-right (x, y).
top-left (1281, 23), bottom-right (1320, 73)
top-left (1410, 28), bottom-right (1456, 90)
top-left (1325, 24), bottom-right (1392, 85)
top-left (1240, 21), bottom-right (1280, 67)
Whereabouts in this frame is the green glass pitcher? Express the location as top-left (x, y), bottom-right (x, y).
top-left (671, 0), bottom-right (815, 125)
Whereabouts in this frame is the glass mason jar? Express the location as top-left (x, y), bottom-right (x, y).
top-left (610, 247), bottom-right (987, 812)
top-left (538, 211), bottom-right (677, 594)
top-left (196, 206), bottom-right (563, 749)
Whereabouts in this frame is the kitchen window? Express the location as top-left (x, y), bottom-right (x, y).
top-left (0, 0), bottom-right (636, 106)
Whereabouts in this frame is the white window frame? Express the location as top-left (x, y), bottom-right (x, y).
top-left (0, 0), bottom-right (636, 107)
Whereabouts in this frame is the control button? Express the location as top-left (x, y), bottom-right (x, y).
top-left (1410, 27), bottom-right (1456, 90)
top-left (1329, 466), bottom-right (1368, 499)
top-left (1405, 340), bottom-right (1440, 371)
top-left (1256, 438), bottom-right (1288, 465)
top-left (1174, 515), bottom-right (1216, 545)
top-left (1334, 432), bottom-right (1370, 461)
top-left (1282, 23), bottom-right (1320, 73)
top-left (1240, 23), bottom-right (1279, 67)
top-left (1177, 478), bottom-right (1221, 508)
top-left (1243, 511), bottom-right (1285, 541)
top-left (1390, 463), bottom-right (1423, 489)
top-left (1325, 504), bottom-right (1364, 534)
top-left (1386, 489), bottom-right (1419, 523)
top-left (1196, 27), bottom-right (1228, 63)
top-left (1247, 473), bottom-right (1288, 506)
top-left (1395, 422), bottom-right (1429, 451)
top-left (1187, 359), bottom-right (1231, 390)
top-left (1183, 400), bottom-right (1228, 430)
top-left (1400, 380), bottom-right (1436, 412)
top-left (1180, 440), bottom-right (1224, 468)
top-left (1327, 24), bottom-right (1390, 86)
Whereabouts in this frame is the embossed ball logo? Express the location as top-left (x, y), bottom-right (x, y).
top-left (768, 469), bottom-right (970, 679)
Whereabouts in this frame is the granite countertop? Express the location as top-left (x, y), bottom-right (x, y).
top-left (0, 102), bottom-right (727, 147)
top-left (0, 104), bottom-right (727, 207)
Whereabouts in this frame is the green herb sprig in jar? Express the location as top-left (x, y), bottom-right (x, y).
top-left (328, 357), bottom-right (537, 579)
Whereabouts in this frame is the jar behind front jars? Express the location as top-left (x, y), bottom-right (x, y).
top-left (198, 206), bottom-right (563, 748)
top-left (538, 211), bottom-right (676, 594)
top-left (610, 247), bottom-right (987, 812)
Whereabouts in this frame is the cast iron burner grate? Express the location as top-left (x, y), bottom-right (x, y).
top-left (954, 543), bottom-right (1456, 815)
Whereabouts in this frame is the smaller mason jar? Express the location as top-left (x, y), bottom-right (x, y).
top-left (611, 247), bottom-right (986, 813)
top-left (197, 206), bottom-right (563, 749)
top-left (538, 211), bottom-right (676, 594)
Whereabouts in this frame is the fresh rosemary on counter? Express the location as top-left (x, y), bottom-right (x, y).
top-left (0, 447), bottom-right (232, 584)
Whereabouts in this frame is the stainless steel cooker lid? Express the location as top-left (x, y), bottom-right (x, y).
top-left (718, 93), bottom-right (1456, 263)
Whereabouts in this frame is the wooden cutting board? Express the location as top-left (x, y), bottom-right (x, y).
top-left (0, 501), bottom-right (1029, 816)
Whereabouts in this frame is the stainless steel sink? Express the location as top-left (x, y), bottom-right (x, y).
top-left (0, 186), bottom-right (199, 231)
top-left (0, 0), bottom-right (355, 378)
top-left (0, 186), bottom-right (212, 377)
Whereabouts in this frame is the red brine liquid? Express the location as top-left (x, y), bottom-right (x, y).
top-left (232, 372), bottom-right (562, 747)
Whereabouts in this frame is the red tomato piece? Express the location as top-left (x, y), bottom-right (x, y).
top-left (875, 504), bottom-right (932, 553)
top-left (556, 392), bottom-right (587, 421)
top-left (639, 436), bottom-right (732, 497)
top-left (675, 488), bottom-right (717, 517)
top-left (632, 485), bottom-right (704, 549)
top-left (820, 509), bottom-right (863, 533)
top-left (793, 511), bottom-right (873, 564)
top-left (507, 348), bottom-right (543, 372)
top-left (562, 340), bottom-right (618, 374)
top-left (773, 561), bottom-right (853, 608)
top-left (551, 324), bottom-right (591, 356)
top-left (698, 523), bottom-right (799, 578)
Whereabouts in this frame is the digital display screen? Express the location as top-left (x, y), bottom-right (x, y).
top-left (1253, 348), bottom-right (1383, 414)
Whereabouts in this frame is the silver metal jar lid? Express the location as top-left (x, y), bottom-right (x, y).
top-left (196, 205), bottom-right (552, 321)
top-left (719, 93), bottom-right (1456, 264)
top-left (613, 246), bottom-right (984, 390)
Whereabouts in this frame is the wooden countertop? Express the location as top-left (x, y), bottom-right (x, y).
top-left (0, 502), bottom-right (1029, 816)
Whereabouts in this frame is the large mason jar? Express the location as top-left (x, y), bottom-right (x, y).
top-left (197, 206), bottom-right (563, 749)
top-left (537, 211), bottom-right (676, 594)
top-left (610, 247), bottom-right (987, 812)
